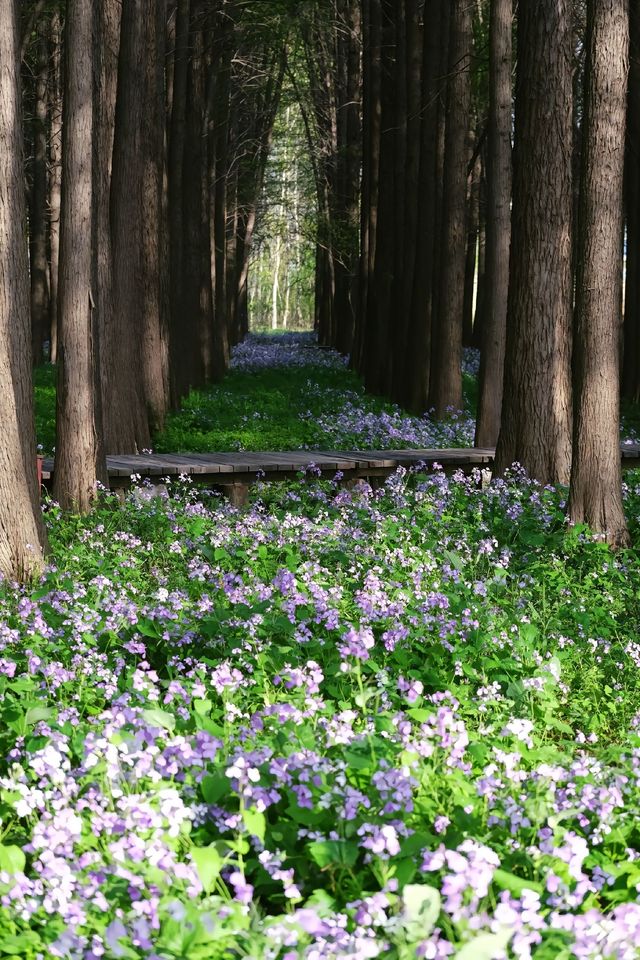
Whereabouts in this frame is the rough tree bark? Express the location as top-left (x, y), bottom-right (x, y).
top-left (140, 0), bottom-right (170, 430)
top-left (168, 0), bottom-right (190, 403)
top-left (475, 0), bottom-right (512, 448)
top-left (0, 0), bottom-right (47, 579)
top-left (494, 0), bottom-right (573, 484)
top-left (29, 17), bottom-right (49, 364)
top-left (104, 0), bottom-right (153, 453)
top-left (48, 8), bottom-right (63, 364)
top-left (569, 0), bottom-right (630, 547)
top-left (623, 0), bottom-right (640, 399)
top-left (53, 0), bottom-right (106, 512)
top-left (429, 0), bottom-right (472, 416)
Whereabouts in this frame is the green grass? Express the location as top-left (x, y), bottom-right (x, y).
top-left (33, 353), bottom-right (479, 454)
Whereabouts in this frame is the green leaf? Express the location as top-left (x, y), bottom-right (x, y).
top-left (493, 869), bottom-right (542, 896)
top-left (402, 884), bottom-right (441, 939)
top-left (407, 708), bottom-right (433, 723)
top-left (193, 699), bottom-right (212, 717)
top-left (455, 929), bottom-right (512, 959)
top-left (141, 708), bottom-right (176, 732)
top-left (201, 772), bottom-right (228, 804)
top-left (308, 840), bottom-right (359, 869)
top-left (242, 807), bottom-right (266, 843)
top-left (191, 844), bottom-right (223, 894)
top-left (24, 706), bottom-right (55, 727)
top-left (0, 845), bottom-right (25, 875)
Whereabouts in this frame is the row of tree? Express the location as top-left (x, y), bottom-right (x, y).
top-left (0, 0), bottom-right (635, 580)
top-left (315, 0), bottom-right (630, 547)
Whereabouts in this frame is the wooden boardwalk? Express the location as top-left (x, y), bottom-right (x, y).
top-left (41, 442), bottom-right (640, 502)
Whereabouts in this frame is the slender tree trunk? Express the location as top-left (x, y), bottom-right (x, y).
top-left (623, 0), bottom-right (640, 399)
top-left (365, 0), bottom-right (395, 394)
top-left (54, 0), bottom-right (106, 511)
top-left (29, 17), bottom-right (49, 364)
top-left (569, 0), bottom-right (630, 547)
top-left (183, 0), bottom-right (210, 389)
top-left (94, 0), bottom-right (120, 455)
top-left (475, 0), bottom-right (512, 447)
top-left (462, 149), bottom-right (480, 350)
top-left (406, 0), bottom-right (445, 414)
top-left (168, 0), bottom-right (190, 403)
top-left (429, 0), bottom-right (472, 416)
top-left (354, 0), bottom-right (379, 373)
top-left (48, 9), bottom-right (63, 364)
top-left (104, 0), bottom-right (152, 453)
top-left (494, 0), bottom-right (573, 484)
top-left (140, 0), bottom-right (170, 430)
top-left (0, 0), bottom-right (47, 579)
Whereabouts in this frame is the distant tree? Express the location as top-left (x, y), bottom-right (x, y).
top-left (53, 0), bottom-right (106, 511)
top-left (494, 0), bottom-right (573, 484)
top-left (569, 0), bottom-right (630, 547)
top-left (475, 0), bottom-right (512, 448)
top-left (0, 0), bottom-right (47, 578)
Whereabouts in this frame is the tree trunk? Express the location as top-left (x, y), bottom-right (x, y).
top-left (183, 0), bottom-right (210, 390)
top-left (569, 0), bottom-right (629, 547)
top-left (54, 0), bottom-right (106, 512)
top-left (406, 0), bottom-right (445, 414)
top-left (475, 0), bottom-right (512, 448)
top-left (0, 0), bottom-right (47, 579)
top-left (623, 0), bottom-right (640, 399)
top-left (29, 17), bottom-right (49, 364)
top-left (429, 0), bottom-right (472, 416)
top-left (94, 0), bottom-right (120, 454)
top-left (462, 148), bottom-right (480, 350)
top-left (168, 0), bottom-right (190, 403)
top-left (494, 0), bottom-right (573, 485)
top-left (140, 0), bottom-right (170, 430)
top-left (48, 9), bottom-right (63, 364)
top-left (104, 0), bottom-right (152, 453)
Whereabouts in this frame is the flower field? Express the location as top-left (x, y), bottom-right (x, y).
top-left (18, 336), bottom-right (640, 957)
top-left (2, 461), bottom-right (640, 958)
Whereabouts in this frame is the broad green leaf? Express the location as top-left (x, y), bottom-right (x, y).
top-left (242, 807), bottom-right (266, 843)
top-left (493, 869), bottom-right (542, 896)
top-left (24, 706), bottom-right (55, 727)
top-left (455, 928), bottom-right (512, 960)
top-left (193, 699), bottom-right (212, 717)
top-left (308, 840), bottom-right (359, 869)
top-left (141, 708), bottom-right (176, 732)
top-left (201, 772), bottom-right (228, 804)
top-left (0, 845), bottom-right (25, 875)
top-left (191, 844), bottom-right (223, 893)
top-left (402, 884), bottom-right (441, 939)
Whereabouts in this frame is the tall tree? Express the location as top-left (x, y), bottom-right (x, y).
top-left (53, 0), bottom-right (106, 511)
top-left (29, 17), bottom-right (49, 364)
top-left (48, 8), bottom-right (63, 364)
top-left (494, 0), bottom-right (573, 484)
top-left (429, 0), bottom-right (473, 416)
top-left (475, 0), bottom-right (512, 447)
top-left (569, 0), bottom-right (629, 546)
top-left (622, 0), bottom-right (640, 399)
top-left (103, 0), bottom-right (154, 453)
top-left (0, 0), bottom-right (47, 579)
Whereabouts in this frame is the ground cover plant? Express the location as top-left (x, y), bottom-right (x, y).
top-left (2, 462), bottom-right (640, 957)
top-left (33, 335), bottom-right (478, 457)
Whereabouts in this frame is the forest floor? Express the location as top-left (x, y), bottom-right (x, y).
top-left (35, 333), bottom-right (478, 457)
top-left (7, 335), bottom-right (640, 958)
